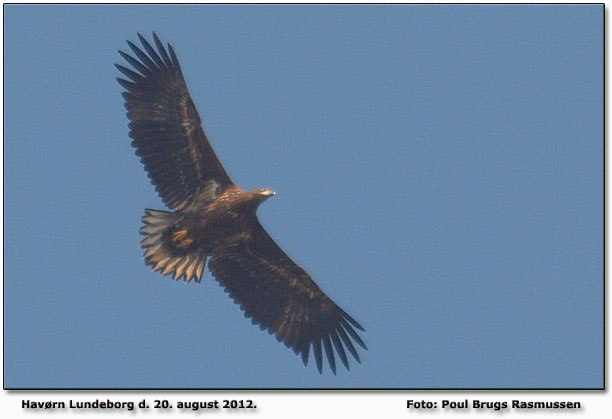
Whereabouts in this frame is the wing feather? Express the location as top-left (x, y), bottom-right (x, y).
top-left (330, 328), bottom-right (350, 370)
top-left (117, 33), bottom-right (233, 210)
top-left (322, 334), bottom-right (337, 375)
top-left (208, 218), bottom-right (366, 373)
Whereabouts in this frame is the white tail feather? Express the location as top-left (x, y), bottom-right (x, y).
top-left (140, 209), bottom-right (207, 283)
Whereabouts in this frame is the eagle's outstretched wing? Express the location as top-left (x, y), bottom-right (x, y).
top-left (116, 33), bottom-right (233, 210)
top-left (208, 218), bottom-right (367, 374)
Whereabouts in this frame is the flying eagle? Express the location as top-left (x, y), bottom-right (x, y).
top-left (116, 33), bottom-right (366, 374)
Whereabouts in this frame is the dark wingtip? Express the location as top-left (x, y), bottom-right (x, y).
top-left (350, 330), bottom-right (367, 351)
top-left (313, 339), bottom-right (323, 374)
top-left (322, 334), bottom-right (337, 375)
top-left (152, 32), bottom-right (172, 67)
top-left (167, 42), bottom-right (182, 73)
top-left (340, 307), bottom-right (366, 332)
top-left (353, 321), bottom-right (366, 332)
top-left (115, 63), bottom-right (142, 82)
top-left (340, 317), bottom-right (367, 351)
top-left (152, 32), bottom-right (164, 51)
top-left (330, 329), bottom-right (350, 371)
top-left (116, 77), bottom-right (134, 90)
top-left (126, 40), bottom-right (139, 53)
top-left (117, 50), bottom-right (130, 61)
top-left (137, 32), bottom-right (149, 49)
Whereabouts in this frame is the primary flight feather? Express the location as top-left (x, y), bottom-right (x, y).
top-left (116, 33), bottom-right (366, 374)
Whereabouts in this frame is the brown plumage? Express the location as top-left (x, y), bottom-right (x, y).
top-left (117, 33), bottom-right (366, 374)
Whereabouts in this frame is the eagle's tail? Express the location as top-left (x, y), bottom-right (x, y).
top-left (140, 209), bottom-right (207, 283)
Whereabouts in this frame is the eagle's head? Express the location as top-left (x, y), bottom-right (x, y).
top-left (253, 188), bottom-right (276, 202)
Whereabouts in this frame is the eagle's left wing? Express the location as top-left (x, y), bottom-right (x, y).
top-left (116, 33), bottom-right (234, 211)
top-left (208, 218), bottom-right (366, 374)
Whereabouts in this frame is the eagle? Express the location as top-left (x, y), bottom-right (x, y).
top-left (116, 33), bottom-right (366, 374)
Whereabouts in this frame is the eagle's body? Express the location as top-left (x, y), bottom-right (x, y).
top-left (164, 187), bottom-right (272, 253)
top-left (117, 33), bottom-right (366, 374)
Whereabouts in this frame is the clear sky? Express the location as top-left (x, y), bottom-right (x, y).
top-left (4, 4), bottom-right (603, 389)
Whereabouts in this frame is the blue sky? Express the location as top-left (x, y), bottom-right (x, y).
top-left (4, 4), bottom-right (603, 389)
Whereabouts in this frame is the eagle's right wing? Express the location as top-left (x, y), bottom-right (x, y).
top-left (208, 217), bottom-right (367, 374)
top-left (117, 33), bottom-right (233, 210)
